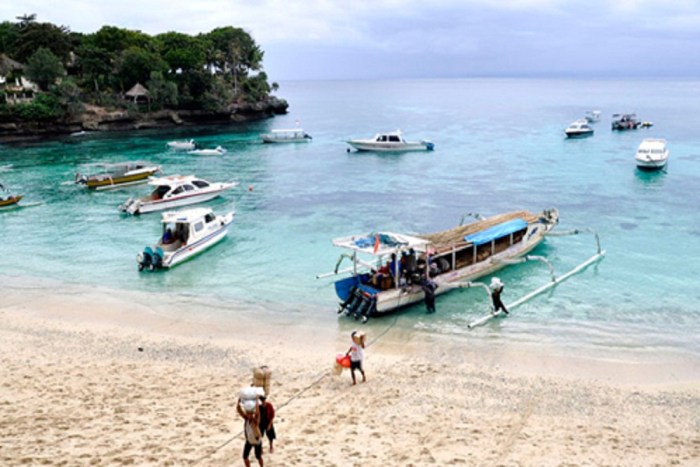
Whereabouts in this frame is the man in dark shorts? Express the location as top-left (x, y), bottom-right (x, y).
top-left (258, 396), bottom-right (276, 453)
top-left (490, 277), bottom-right (509, 315)
top-left (236, 398), bottom-right (263, 466)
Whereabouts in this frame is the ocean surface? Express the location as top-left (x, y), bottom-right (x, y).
top-left (2, 78), bottom-right (700, 359)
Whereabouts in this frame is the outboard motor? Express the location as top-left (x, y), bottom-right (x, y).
top-left (151, 247), bottom-right (164, 270)
top-left (137, 247), bottom-right (153, 271)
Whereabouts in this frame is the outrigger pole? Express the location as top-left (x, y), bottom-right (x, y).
top-left (466, 228), bottom-right (606, 329)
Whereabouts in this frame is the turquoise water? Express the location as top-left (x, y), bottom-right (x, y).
top-left (2, 79), bottom-right (700, 357)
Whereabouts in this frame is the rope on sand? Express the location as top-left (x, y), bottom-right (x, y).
top-left (192, 315), bottom-right (399, 465)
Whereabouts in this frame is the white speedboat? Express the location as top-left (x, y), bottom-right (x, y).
top-left (564, 119), bottom-right (594, 138)
top-left (261, 129), bottom-right (312, 143)
top-left (119, 175), bottom-right (237, 215)
top-left (347, 130), bottom-right (434, 152)
top-left (188, 146), bottom-right (226, 156)
top-left (584, 110), bottom-right (601, 123)
top-left (167, 139), bottom-right (196, 150)
top-left (635, 138), bottom-right (668, 170)
top-left (137, 207), bottom-right (234, 270)
top-left (75, 161), bottom-right (161, 190)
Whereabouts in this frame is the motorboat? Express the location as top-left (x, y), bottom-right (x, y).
top-left (167, 139), bottom-right (196, 150)
top-left (136, 207), bottom-right (234, 270)
top-left (75, 161), bottom-right (161, 190)
top-left (0, 182), bottom-right (23, 208)
top-left (585, 110), bottom-right (601, 123)
top-left (319, 209), bottom-right (561, 319)
top-left (612, 113), bottom-right (641, 131)
top-left (565, 119), bottom-right (594, 138)
top-left (635, 138), bottom-right (668, 170)
top-left (188, 146), bottom-right (226, 156)
top-left (347, 130), bottom-right (434, 152)
top-left (119, 175), bottom-right (238, 215)
top-left (261, 129), bottom-right (312, 143)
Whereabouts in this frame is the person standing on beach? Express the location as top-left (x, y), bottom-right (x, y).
top-left (421, 278), bottom-right (438, 314)
top-left (346, 331), bottom-right (366, 385)
top-left (490, 277), bottom-right (509, 315)
top-left (258, 396), bottom-right (276, 453)
top-left (236, 398), bottom-right (264, 467)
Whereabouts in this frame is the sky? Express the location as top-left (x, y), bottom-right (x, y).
top-left (3, 1), bottom-right (700, 81)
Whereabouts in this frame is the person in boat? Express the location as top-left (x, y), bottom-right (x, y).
top-left (490, 277), bottom-right (509, 315)
top-left (388, 253), bottom-right (402, 287)
top-left (402, 249), bottom-right (418, 285)
top-left (162, 228), bottom-right (174, 244)
top-left (421, 278), bottom-right (438, 314)
top-left (345, 331), bottom-right (366, 385)
top-left (236, 397), bottom-right (264, 467)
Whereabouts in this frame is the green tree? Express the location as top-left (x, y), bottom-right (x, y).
top-left (11, 92), bottom-right (62, 120)
top-left (75, 44), bottom-right (113, 95)
top-left (88, 26), bottom-right (155, 55)
top-left (201, 75), bottom-right (234, 113)
top-left (146, 71), bottom-right (178, 110)
top-left (204, 27), bottom-right (264, 93)
top-left (14, 22), bottom-right (72, 63)
top-left (53, 78), bottom-right (84, 117)
top-left (0, 21), bottom-right (19, 55)
top-left (25, 47), bottom-right (65, 91)
top-left (115, 46), bottom-right (167, 90)
top-left (156, 32), bottom-right (206, 72)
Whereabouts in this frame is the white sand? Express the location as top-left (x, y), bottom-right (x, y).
top-left (1, 284), bottom-right (699, 466)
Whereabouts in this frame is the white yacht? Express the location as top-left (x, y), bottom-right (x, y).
top-left (261, 129), bottom-right (312, 143)
top-left (188, 146), bottom-right (226, 156)
top-left (635, 139), bottom-right (668, 170)
top-left (137, 207), bottom-right (234, 270)
top-left (119, 175), bottom-right (237, 215)
top-left (166, 139), bottom-right (196, 150)
top-left (564, 119), bottom-right (594, 138)
top-left (585, 110), bottom-right (601, 123)
top-left (347, 130), bottom-right (434, 152)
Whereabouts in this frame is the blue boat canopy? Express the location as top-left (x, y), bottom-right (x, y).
top-left (464, 218), bottom-right (528, 246)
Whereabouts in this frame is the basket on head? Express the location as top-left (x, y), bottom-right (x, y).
top-left (252, 365), bottom-right (272, 396)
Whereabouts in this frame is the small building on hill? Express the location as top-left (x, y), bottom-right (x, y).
top-left (124, 83), bottom-right (151, 104)
top-left (0, 54), bottom-right (37, 105)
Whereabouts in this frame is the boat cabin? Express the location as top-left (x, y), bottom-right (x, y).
top-left (147, 175), bottom-right (211, 201)
top-left (159, 208), bottom-right (220, 250)
top-left (373, 132), bottom-right (405, 143)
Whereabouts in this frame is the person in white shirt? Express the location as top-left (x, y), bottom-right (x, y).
top-left (346, 331), bottom-right (366, 385)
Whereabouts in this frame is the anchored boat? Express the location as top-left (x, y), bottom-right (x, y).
top-left (166, 139), bottom-right (196, 150)
top-left (137, 207), bottom-right (234, 271)
top-left (261, 128), bottom-right (312, 143)
top-left (347, 130), bottom-right (434, 152)
top-left (635, 138), bottom-right (668, 170)
top-left (75, 161), bottom-right (161, 190)
top-left (318, 209), bottom-right (561, 320)
top-left (119, 175), bottom-right (237, 215)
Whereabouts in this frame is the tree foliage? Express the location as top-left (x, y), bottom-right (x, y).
top-left (25, 47), bottom-right (65, 91)
top-left (1, 14), bottom-right (278, 118)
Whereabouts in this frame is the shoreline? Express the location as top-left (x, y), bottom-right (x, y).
top-left (1, 281), bottom-right (699, 465)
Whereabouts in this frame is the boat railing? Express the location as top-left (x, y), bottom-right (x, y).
top-left (315, 253), bottom-right (375, 279)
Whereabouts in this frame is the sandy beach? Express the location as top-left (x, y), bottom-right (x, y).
top-left (1, 283), bottom-right (699, 466)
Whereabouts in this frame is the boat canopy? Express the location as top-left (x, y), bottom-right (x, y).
top-left (161, 207), bottom-right (212, 224)
top-left (147, 174), bottom-right (196, 186)
top-left (464, 218), bottom-right (528, 246)
top-left (332, 232), bottom-right (431, 256)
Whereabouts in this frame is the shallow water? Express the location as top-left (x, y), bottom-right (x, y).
top-left (2, 78), bottom-right (699, 357)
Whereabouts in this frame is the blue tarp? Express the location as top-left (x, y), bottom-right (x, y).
top-left (464, 218), bottom-right (528, 246)
top-left (354, 233), bottom-right (404, 249)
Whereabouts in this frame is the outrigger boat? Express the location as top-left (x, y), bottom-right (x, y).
top-left (137, 207), bottom-right (234, 271)
top-left (0, 182), bottom-right (23, 208)
top-left (75, 161), bottom-right (161, 190)
top-left (318, 208), bottom-right (605, 323)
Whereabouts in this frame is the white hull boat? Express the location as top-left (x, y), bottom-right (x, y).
top-left (188, 146), bottom-right (226, 156)
top-left (565, 119), bottom-right (594, 138)
top-left (635, 138), bottom-right (668, 170)
top-left (347, 130), bottom-right (434, 152)
top-left (167, 139), bottom-right (196, 150)
top-left (119, 175), bottom-right (237, 215)
top-left (261, 129), bottom-right (312, 143)
top-left (137, 207), bottom-right (234, 270)
top-left (319, 209), bottom-right (561, 319)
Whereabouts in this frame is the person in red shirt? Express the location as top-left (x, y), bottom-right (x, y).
top-left (258, 396), bottom-right (276, 453)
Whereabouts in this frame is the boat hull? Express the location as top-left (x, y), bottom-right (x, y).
top-left (347, 141), bottom-right (434, 152)
top-left (635, 158), bottom-right (668, 170)
top-left (0, 195), bottom-right (23, 208)
top-left (565, 129), bottom-right (593, 138)
top-left (127, 191), bottom-right (226, 215)
top-left (163, 222), bottom-right (230, 268)
top-left (84, 170), bottom-right (159, 190)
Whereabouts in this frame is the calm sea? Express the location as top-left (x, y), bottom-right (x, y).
top-left (2, 78), bottom-right (699, 358)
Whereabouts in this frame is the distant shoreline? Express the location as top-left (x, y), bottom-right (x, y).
top-left (0, 96), bottom-right (288, 144)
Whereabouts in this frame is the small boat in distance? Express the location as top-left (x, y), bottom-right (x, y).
top-left (585, 110), bottom-right (601, 123)
top-left (261, 129), bottom-right (312, 143)
top-left (188, 146), bottom-right (226, 156)
top-left (612, 113), bottom-right (641, 131)
top-left (319, 208), bottom-right (560, 320)
top-left (137, 207), bottom-right (234, 270)
top-left (75, 161), bottom-right (161, 190)
top-left (167, 139), bottom-right (196, 150)
top-left (119, 175), bottom-right (237, 215)
top-left (635, 138), bottom-right (668, 170)
top-left (347, 130), bottom-right (434, 152)
top-left (565, 119), bottom-right (594, 138)
top-left (0, 182), bottom-right (23, 208)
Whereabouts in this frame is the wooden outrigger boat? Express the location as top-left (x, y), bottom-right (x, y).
top-left (0, 194), bottom-right (23, 208)
top-left (75, 161), bottom-right (161, 190)
top-left (318, 208), bottom-right (561, 321)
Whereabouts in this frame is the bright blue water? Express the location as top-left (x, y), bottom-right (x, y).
top-left (2, 79), bottom-right (699, 357)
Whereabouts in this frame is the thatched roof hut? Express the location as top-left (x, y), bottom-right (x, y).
top-left (124, 82), bottom-right (151, 103)
top-left (0, 54), bottom-right (23, 77)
